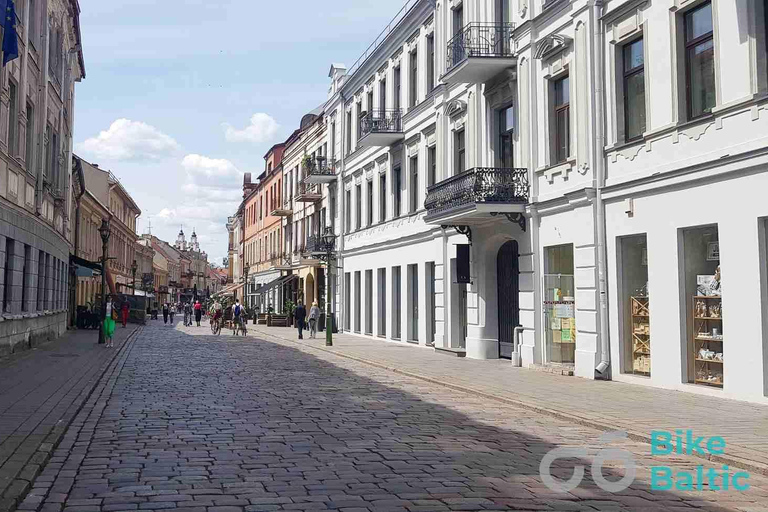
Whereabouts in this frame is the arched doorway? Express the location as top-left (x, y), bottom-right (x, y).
top-left (497, 240), bottom-right (520, 359)
top-left (305, 273), bottom-right (315, 307)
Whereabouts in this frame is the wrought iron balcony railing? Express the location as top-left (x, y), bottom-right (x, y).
top-left (305, 234), bottom-right (336, 255)
top-left (446, 22), bottom-right (515, 73)
top-left (296, 181), bottom-right (322, 198)
top-left (424, 167), bottom-right (529, 218)
top-left (360, 109), bottom-right (403, 138)
top-left (302, 156), bottom-right (335, 178)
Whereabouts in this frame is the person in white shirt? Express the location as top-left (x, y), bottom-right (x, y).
top-left (308, 301), bottom-right (320, 339)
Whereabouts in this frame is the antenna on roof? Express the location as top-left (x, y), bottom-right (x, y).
top-left (147, 218), bottom-right (153, 236)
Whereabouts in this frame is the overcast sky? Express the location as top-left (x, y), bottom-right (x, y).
top-left (74, 0), bottom-right (403, 265)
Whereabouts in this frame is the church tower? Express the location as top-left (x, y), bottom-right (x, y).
top-left (175, 228), bottom-right (186, 251)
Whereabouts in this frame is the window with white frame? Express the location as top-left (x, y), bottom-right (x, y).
top-left (683, 2), bottom-right (715, 120)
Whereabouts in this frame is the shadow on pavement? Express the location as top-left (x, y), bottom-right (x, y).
top-left (52, 320), bottom-right (760, 511)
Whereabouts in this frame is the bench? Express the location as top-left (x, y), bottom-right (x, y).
top-left (269, 314), bottom-right (289, 327)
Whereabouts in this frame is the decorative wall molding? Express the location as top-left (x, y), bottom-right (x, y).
top-left (446, 99), bottom-right (467, 118)
top-left (534, 34), bottom-right (572, 60)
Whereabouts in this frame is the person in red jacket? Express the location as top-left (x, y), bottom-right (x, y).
top-left (121, 300), bottom-right (129, 328)
top-left (194, 300), bottom-right (202, 326)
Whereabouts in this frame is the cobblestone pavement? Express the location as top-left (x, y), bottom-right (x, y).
top-left (0, 324), bottom-right (139, 510)
top-left (250, 325), bottom-right (768, 475)
top-left (20, 322), bottom-right (768, 512)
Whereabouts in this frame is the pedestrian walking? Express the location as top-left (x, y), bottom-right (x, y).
top-left (194, 300), bottom-right (202, 326)
top-left (169, 306), bottom-right (175, 324)
top-left (162, 303), bottom-right (169, 324)
top-left (184, 302), bottom-right (193, 326)
top-left (104, 296), bottom-right (116, 348)
top-left (308, 301), bottom-right (320, 339)
top-left (121, 300), bottom-right (129, 328)
top-left (294, 302), bottom-right (307, 340)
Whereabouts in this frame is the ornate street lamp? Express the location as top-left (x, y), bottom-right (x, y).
top-left (319, 227), bottom-right (337, 347)
top-left (98, 219), bottom-right (111, 345)
top-left (131, 260), bottom-right (138, 296)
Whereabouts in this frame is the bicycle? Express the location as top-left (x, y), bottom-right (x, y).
top-left (210, 315), bottom-right (221, 335)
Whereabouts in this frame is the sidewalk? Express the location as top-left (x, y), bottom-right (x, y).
top-left (250, 324), bottom-right (768, 476)
top-left (0, 323), bottom-right (139, 512)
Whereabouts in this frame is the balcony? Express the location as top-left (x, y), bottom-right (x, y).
top-left (295, 181), bottom-right (322, 203)
top-left (424, 167), bottom-right (529, 225)
top-left (358, 110), bottom-right (404, 148)
top-left (305, 234), bottom-right (336, 256)
top-left (303, 156), bottom-right (337, 185)
top-left (443, 22), bottom-right (516, 86)
top-left (270, 200), bottom-right (292, 217)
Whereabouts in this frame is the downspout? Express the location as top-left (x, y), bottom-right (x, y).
top-left (592, 0), bottom-right (610, 377)
top-left (69, 157), bottom-right (85, 328)
top-left (337, 90), bottom-right (347, 332)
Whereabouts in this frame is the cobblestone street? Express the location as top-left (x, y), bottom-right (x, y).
top-left (18, 322), bottom-right (768, 512)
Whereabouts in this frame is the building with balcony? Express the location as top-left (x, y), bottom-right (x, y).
top-left (280, 106), bottom-right (333, 313)
top-left (0, 0), bottom-right (85, 354)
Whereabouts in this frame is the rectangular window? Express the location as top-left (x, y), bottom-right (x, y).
top-left (427, 145), bottom-right (436, 187)
top-left (454, 129), bottom-right (466, 174)
top-left (3, 238), bottom-right (14, 312)
top-left (365, 269), bottom-right (373, 335)
top-left (544, 244), bottom-right (575, 365)
top-left (366, 179), bottom-right (373, 226)
top-left (329, 185), bottom-right (336, 231)
top-left (25, 102), bottom-right (34, 172)
top-left (394, 66), bottom-right (401, 111)
top-left (330, 121), bottom-right (336, 161)
top-left (379, 173), bottom-right (387, 222)
top-left (393, 166), bottom-right (402, 218)
top-left (409, 49), bottom-right (418, 108)
top-left (8, 81), bottom-right (17, 156)
top-left (409, 155), bottom-right (418, 214)
top-left (681, 225), bottom-right (722, 388)
top-left (21, 244), bottom-right (30, 312)
top-left (623, 38), bottom-right (646, 141)
top-left (354, 270), bottom-right (361, 333)
top-left (427, 34), bottom-right (435, 92)
top-left (453, 5), bottom-right (464, 36)
top-left (355, 184), bottom-right (362, 230)
top-left (685, 2), bottom-right (715, 119)
top-left (377, 268), bottom-right (387, 337)
top-left (345, 110), bottom-right (352, 154)
top-left (499, 105), bottom-right (514, 167)
top-left (392, 266), bottom-right (401, 339)
top-left (367, 90), bottom-right (374, 115)
top-left (345, 189), bottom-right (352, 232)
top-left (553, 75), bottom-right (570, 164)
top-left (379, 78), bottom-right (386, 113)
top-left (407, 264), bottom-right (418, 342)
top-left (619, 234), bottom-right (650, 376)
top-left (344, 272), bottom-right (351, 330)
top-left (357, 100), bottom-right (364, 141)
top-left (426, 261), bottom-right (436, 346)
top-left (37, 250), bottom-right (45, 310)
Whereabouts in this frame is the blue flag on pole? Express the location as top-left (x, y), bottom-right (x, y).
top-left (1, 0), bottom-right (18, 66)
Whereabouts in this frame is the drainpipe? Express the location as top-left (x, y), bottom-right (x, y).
top-left (512, 326), bottom-right (524, 367)
top-left (592, 1), bottom-right (610, 377)
top-left (336, 90), bottom-right (347, 332)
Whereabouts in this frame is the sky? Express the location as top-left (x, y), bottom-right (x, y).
top-left (74, 0), bottom-right (405, 266)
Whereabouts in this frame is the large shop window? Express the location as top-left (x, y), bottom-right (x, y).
top-left (620, 235), bottom-right (650, 376)
top-left (682, 225), bottom-right (722, 388)
top-left (544, 244), bottom-right (575, 365)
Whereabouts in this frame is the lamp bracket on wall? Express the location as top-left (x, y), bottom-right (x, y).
top-left (442, 224), bottom-right (472, 243)
top-left (490, 212), bottom-right (526, 232)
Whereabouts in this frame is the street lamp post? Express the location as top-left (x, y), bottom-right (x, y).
top-left (98, 219), bottom-right (111, 345)
top-left (131, 260), bottom-right (138, 296)
top-left (243, 266), bottom-right (250, 322)
top-left (320, 227), bottom-right (337, 347)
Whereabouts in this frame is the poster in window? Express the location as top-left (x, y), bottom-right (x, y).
top-left (707, 242), bottom-right (719, 261)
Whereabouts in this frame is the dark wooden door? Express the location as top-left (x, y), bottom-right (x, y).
top-left (497, 240), bottom-right (520, 359)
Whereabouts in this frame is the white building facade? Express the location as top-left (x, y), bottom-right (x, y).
top-left (323, 0), bottom-right (768, 403)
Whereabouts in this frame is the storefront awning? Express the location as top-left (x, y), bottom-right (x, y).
top-left (218, 282), bottom-right (244, 295)
top-left (70, 254), bottom-right (102, 277)
top-left (254, 274), bottom-right (297, 295)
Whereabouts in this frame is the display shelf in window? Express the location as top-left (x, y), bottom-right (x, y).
top-left (631, 296), bottom-right (650, 375)
top-left (693, 295), bottom-right (722, 388)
